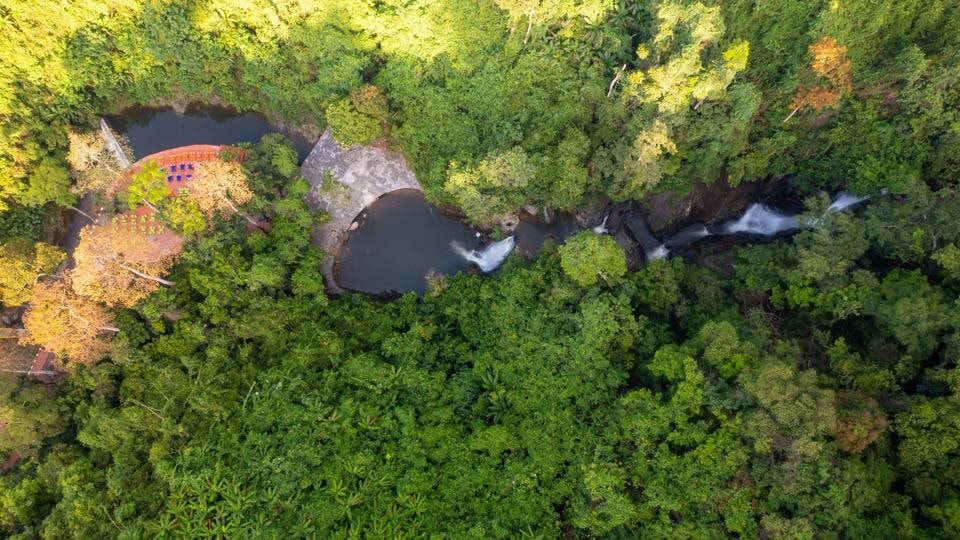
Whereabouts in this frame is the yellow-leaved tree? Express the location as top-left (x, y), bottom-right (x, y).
top-left (783, 37), bottom-right (852, 123)
top-left (21, 276), bottom-right (117, 364)
top-left (0, 241), bottom-right (65, 307)
top-left (66, 129), bottom-right (132, 197)
top-left (72, 225), bottom-right (182, 307)
top-left (188, 160), bottom-right (258, 226)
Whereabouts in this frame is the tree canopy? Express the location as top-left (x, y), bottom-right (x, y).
top-left (2, 1), bottom-right (960, 537)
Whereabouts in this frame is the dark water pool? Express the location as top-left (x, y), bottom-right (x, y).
top-left (107, 103), bottom-right (315, 162)
top-left (514, 214), bottom-right (580, 258)
top-left (335, 190), bottom-right (484, 296)
top-left (335, 192), bottom-right (591, 295)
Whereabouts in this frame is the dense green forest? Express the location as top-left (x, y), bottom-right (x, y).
top-left (2, 0), bottom-right (960, 537)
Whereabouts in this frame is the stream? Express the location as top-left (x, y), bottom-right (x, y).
top-left (338, 191), bottom-right (870, 296)
top-left (101, 105), bottom-right (870, 297)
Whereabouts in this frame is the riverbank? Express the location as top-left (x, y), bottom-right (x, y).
top-left (298, 129), bottom-right (843, 295)
top-left (97, 104), bottom-right (839, 297)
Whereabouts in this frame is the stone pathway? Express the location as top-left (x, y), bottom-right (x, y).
top-left (300, 129), bottom-right (421, 293)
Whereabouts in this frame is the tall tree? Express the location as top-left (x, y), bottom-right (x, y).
top-left (188, 160), bottom-right (258, 226)
top-left (20, 157), bottom-right (76, 207)
top-left (783, 37), bottom-right (852, 123)
top-left (160, 197), bottom-right (207, 236)
top-left (21, 276), bottom-right (116, 363)
top-left (0, 380), bottom-right (64, 458)
top-left (559, 231), bottom-right (627, 287)
top-left (122, 160), bottom-right (167, 210)
top-left (66, 130), bottom-right (132, 197)
top-left (0, 240), bottom-right (65, 307)
top-left (495, 0), bottom-right (610, 43)
top-left (72, 225), bottom-right (181, 307)
top-left (444, 147), bottom-right (536, 226)
top-left (324, 85), bottom-right (388, 148)
top-left (600, 1), bottom-right (752, 198)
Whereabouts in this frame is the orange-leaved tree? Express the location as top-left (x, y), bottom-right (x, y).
top-left (72, 225), bottom-right (183, 307)
top-left (783, 37), bottom-right (852, 123)
top-left (188, 160), bottom-right (258, 226)
top-left (21, 276), bottom-right (117, 364)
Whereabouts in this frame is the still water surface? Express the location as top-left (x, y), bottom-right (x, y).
top-left (108, 103), bottom-right (314, 162)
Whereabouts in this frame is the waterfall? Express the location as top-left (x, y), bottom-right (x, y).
top-left (665, 223), bottom-right (710, 248)
top-left (451, 237), bottom-right (516, 272)
top-left (806, 192), bottom-right (872, 227)
top-left (591, 216), bottom-right (610, 234)
top-left (721, 204), bottom-right (800, 236)
top-left (646, 244), bottom-right (670, 261)
top-left (99, 117), bottom-right (132, 168)
top-left (826, 192), bottom-right (869, 213)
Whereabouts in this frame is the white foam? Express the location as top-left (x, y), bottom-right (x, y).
top-left (451, 236), bottom-right (516, 272)
top-left (646, 244), bottom-right (670, 261)
top-left (591, 216), bottom-right (610, 235)
top-left (722, 204), bottom-right (800, 236)
top-left (826, 192), bottom-right (870, 213)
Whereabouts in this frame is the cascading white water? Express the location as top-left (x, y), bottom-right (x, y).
top-left (451, 237), bottom-right (516, 272)
top-left (722, 204), bottom-right (800, 236)
top-left (99, 117), bottom-right (132, 168)
top-left (646, 244), bottom-right (669, 261)
top-left (826, 192), bottom-right (869, 213)
top-left (348, 189), bottom-right (871, 294)
top-left (665, 223), bottom-right (710, 248)
top-left (591, 216), bottom-right (610, 234)
top-left (805, 192), bottom-right (872, 227)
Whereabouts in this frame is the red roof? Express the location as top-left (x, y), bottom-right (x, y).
top-left (110, 144), bottom-right (226, 199)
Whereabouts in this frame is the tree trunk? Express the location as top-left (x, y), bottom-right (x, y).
top-left (523, 8), bottom-right (535, 45)
top-left (0, 368), bottom-right (60, 376)
top-left (118, 264), bottom-right (175, 286)
top-left (98, 325), bottom-right (121, 333)
top-left (70, 205), bottom-right (98, 224)
top-left (782, 96), bottom-right (807, 123)
top-left (142, 199), bottom-right (159, 213)
top-left (607, 64), bottom-right (627, 98)
top-left (226, 199), bottom-right (264, 229)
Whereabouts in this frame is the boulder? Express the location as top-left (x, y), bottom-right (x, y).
top-left (613, 228), bottom-right (643, 271)
top-left (637, 191), bottom-right (693, 234)
top-left (621, 205), bottom-right (664, 254)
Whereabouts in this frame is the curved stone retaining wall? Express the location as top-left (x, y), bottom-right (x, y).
top-left (300, 130), bottom-right (421, 293)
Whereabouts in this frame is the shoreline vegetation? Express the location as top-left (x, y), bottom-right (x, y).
top-left (2, 1), bottom-right (960, 537)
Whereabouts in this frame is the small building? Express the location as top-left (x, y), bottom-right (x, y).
top-left (0, 340), bottom-right (61, 383)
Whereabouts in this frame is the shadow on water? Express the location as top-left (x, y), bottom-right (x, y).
top-left (514, 213), bottom-right (580, 259)
top-left (335, 190), bottom-right (483, 296)
top-left (107, 103), bottom-right (315, 162)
